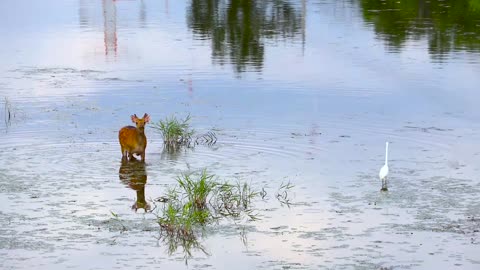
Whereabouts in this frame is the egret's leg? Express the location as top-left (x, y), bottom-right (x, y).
top-left (381, 177), bottom-right (388, 191)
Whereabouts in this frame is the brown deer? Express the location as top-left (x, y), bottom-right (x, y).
top-left (118, 113), bottom-right (150, 162)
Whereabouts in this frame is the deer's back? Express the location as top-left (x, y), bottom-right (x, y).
top-left (119, 126), bottom-right (145, 149)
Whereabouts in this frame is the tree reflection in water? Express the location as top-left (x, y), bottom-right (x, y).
top-left (359, 0), bottom-right (480, 58)
top-left (187, 0), bottom-right (304, 73)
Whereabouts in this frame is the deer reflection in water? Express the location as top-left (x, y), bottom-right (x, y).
top-left (119, 159), bottom-right (151, 212)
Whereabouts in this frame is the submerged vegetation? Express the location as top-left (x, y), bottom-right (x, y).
top-left (151, 114), bottom-right (217, 150)
top-left (3, 97), bottom-right (24, 130)
top-left (110, 210), bottom-right (127, 232)
top-left (4, 97), bottom-right (12, 127)
top-left (276, 181), bottom-right (295, 207)
top-left (156, 171), bottom-right (217, 237)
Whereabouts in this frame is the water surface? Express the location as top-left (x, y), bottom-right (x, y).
top-left (1, 0), bottom-right (480, 269)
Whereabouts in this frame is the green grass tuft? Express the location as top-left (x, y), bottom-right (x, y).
top-left (155, 171), bottom-right (261, 238)
top-left (151, 114), bottom-right (194, 148)
top-left (153, 172), bottom-right (296, 262)
top-left (177, 170), bottom-right (217, 210)
top-left (151, 115), bottom-right (217, 151)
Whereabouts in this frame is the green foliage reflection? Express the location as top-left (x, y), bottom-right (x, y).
top-left (187, 0), bottom-right (304, 73)
top-left (360, 0), bottom-right (480, 57)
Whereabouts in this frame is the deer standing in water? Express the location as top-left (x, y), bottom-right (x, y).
top-left (118, 113), bottom-right (150, 162)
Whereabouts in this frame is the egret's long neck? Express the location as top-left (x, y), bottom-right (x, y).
top-left (385, 142), bottom-right (389, 165)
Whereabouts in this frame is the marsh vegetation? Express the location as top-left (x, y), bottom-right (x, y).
top-left (151, 115), bottom-right (217, 151)
top-left (150, 170), bottom-right (295, 262)
top-left (152, 114), bottom-right (195, 148)
top-left (154, 170), bottom-right (260, 236)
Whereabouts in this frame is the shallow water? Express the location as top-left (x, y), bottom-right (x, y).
top-left (1, 0), bottom-right (480, 269)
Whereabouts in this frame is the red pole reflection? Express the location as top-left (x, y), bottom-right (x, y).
top-left (103, 0), bottom-right (117, 57)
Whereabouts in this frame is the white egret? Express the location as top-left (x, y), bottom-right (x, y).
top-left (379, 141), bottom-right (389, 191)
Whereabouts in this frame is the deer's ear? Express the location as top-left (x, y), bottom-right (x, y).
top-left (143, 113), bottom-right (150, 123)
top-left (131, 114), bottom-right (137, 123)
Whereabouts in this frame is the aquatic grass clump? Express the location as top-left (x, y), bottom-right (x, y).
top-left (151, 114), bottom-right (217, 151)
top-left (153, 173), bottom-right (297, 263)
top-left (158, 202), bottom-right (200, 237)
top-left (154, 171), bottom-right (260, 238)
top-left (157, 171), bottom-right (216, 236)
top-left (177, 170), bottom-right (217, 210)
top-left (151, 114), bottom-right (194, 148)
top-left (156, 171), bottom-right (216, 238)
